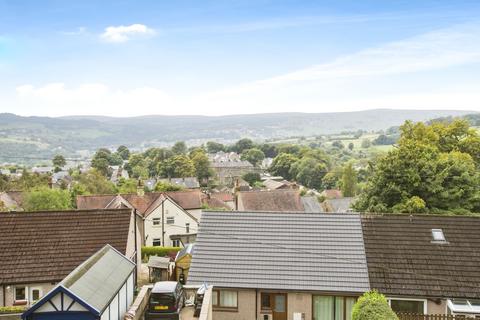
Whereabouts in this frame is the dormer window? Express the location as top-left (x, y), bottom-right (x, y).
top-left (431, 229), bottom-right (446, 243)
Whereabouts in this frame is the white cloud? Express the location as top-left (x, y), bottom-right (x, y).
top-left (61, 27), bottom-right (87, 36)
top-left (100, 24), bottom-right (155, 43)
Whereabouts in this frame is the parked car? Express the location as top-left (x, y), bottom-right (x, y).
top-left (145, 281), bottom-right (185, 320)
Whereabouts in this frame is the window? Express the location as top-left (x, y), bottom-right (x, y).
top-left (431, 229), bottom-right (446, 242)
top-left (212, 290), bottom-right (238, 309)
top-left (390, 299), bottom-right (425, 314)
top-left (186, 223), bottom-right (190, 234)
top-left (172, 239), bottom-right (181, 247)
top-left (15, 286), bottom-right (26, 301)
top-left (152, 218), bottom-right (160, 226)
top-left (261, 293), bottom-right (271, 309)
top-left (313, 296), bottom-right (356, 320)
top-left (152, 238), bottom-right (161, 246)
top-left (166, 217), bottom-right (175, 225)
top-left (31, 288), bottom-right (41, 301)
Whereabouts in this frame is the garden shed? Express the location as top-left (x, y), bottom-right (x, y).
top-left (21, 245), bottom-right (135, 320)
top-left (174, 243), bottom-right (194, 284)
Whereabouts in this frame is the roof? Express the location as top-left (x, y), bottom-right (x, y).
top-left (148, 256), bottom-right (171, 269)
top-left (160, 177), bottom-right (200, 189)
top-left (201, 195), bottom-right (231, 210)
top-left (361, 214), bottom-right (480, 299)
top-left (210, 160), bottom-right (253, 168)
top-left (301, 196), bottom-right (323, 213)
top-left (152, 281), bottom-right (178, 293)
top-left (324, 197), bottom-right (355, 212)
top-left (210, 192), bottom-right (234, 202)
top-left (322, 189), bottom-right (343, 199)
top-left (263, 179), bottom-right (292, 190)
top-left (77, 190), bottom-right (204, 214)
top-left (189, 211), bottom-right (370, 293)
top-left (60, 244), bottom-right (135, 312)
top-left (236, 190), bottom-right (305, 212)
top-left (0, 208), bottom-right (132, 285)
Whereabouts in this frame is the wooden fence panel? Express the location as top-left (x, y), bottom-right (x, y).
top-left (397, 314), bottom-right (473, 320)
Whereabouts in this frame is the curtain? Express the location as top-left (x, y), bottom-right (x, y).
top-left (314, 296), bottom-right (334, 320)
top-left (345, 297), bottom-right (356, 320)
top-left (220, 291), bottom-right (237, 307)
top-left (335, 297), bottom-right (344, 320)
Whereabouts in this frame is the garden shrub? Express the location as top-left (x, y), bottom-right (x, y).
top-left (352, 290), bottom-right (399, 320)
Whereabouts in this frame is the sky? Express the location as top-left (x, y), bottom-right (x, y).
top-left (1, 0), bottom-right (480, 117)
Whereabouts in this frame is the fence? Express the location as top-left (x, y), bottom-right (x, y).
top-left (398, 314), bottom-right (480, 320)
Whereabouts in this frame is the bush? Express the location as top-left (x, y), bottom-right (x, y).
top-left (0, 306), bottom-right (26, 314)
top-left (352, 291), bottom-right (399, 320)
top-left (141, 246), bottom-right (182, 261)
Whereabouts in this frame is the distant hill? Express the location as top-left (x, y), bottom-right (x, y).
top-left (0, 109), bottom-right (476, 164)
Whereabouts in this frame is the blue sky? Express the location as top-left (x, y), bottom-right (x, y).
top-left (1, 0), bottom-right (480, 116)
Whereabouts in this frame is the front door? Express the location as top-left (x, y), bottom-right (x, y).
top-left (272, 293), bottom-right (287, 320)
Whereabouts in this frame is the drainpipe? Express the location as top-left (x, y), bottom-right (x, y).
top-left (134, 209), bottom-right (138, 287)
top-left (162, 201), bottom-right (165, 246)
top-left (255, 288), bottom-right (258, 320)
top-left (2, 285), bottom-right (5, 307)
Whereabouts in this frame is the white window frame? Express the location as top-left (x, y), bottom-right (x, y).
top-left (166, 216), bottom-right (175, 225)
top-left (14, 285), bottom-right (27, 302)
top-left (30, 287), bottom-right (43, 303)
top-left (152, 218), bottom-right (161, 226)
top-left (152, 238), bottom-right (162, 246)
top-left (388, 297), bottom-right (427, 314)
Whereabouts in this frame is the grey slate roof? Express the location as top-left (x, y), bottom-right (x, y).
top-left (188, 211), bottom-right (370, 293)
top-left (60, 244), bottom-right (135, 312)
top-left (301, 196), bottom-right (324, 213)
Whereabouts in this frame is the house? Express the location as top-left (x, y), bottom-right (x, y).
top-left (51, 170), bottom-right (72, 189)
top-left (236, 189), bottom-right (306, 212)
top-left (210, 158), bottom-right (259, 186)
top-left (159, 177), bottom-right (200, 189)
top-left (361, 214), bottom-right (480, 317)
top-left (262, 179), bottom-right (295, 190)
top-left (322, 197), bottom-right (355, 212)
top-left (76, 191), bottom-right (203, 247)
top-left (188, 211), bottom-right (370, 320)
top-left (31, 166), bottom-right (54, 174)
top-left (0, 208), bottom-right (140, 307)
top-left (209, 192), bottom-right (235, 209)
top-left (21, 244), bottom-right (135, 320)
top-left (174, 244), bottom-right (194, 284)
top-left (110, 166), bottom-right (129, 184)
top-left (321, 189), bottom-right (343, 199)
top-left (0, 191), bottom-right (24, 211)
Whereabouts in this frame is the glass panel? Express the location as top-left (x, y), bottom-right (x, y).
top-left (345, 297), bottom-right (356, 320)
top-left (335, 297), bottom-right (344, 320)
top-left (220, 291), bottom-right (237, 307)
top-left (212, 291), bottom-right (218, 306)
top-left (390, 300), bottom-right (424, 314)
top-left (32, 290), bottom-right (40, 301)
top-left (15, 287), bottom-right (25, 300)
top-left (313, 296), bottom-right (334, 320)
top-left (261, 293), bottom-right (271, 309)
top-left (274, 295), bottom-right (286, 313)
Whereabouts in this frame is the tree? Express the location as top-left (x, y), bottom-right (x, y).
top-left (91, 157), bottom-right (110, 176)
top-left (348, 142), bottom-right (354, 151)
top-left (351, 291), bottom-right (398, 320)
top-left (206, 141), bottom-right (225, 153)
top-left (172, 141), bottom-right (187, 155)
top-left (72, 169), bottom-right (117, 195)
top-left (243, 172), bottom-right (261, 186)
top-left (241, 148), bottom-right (265, 167)
top-left (354, 120), bottom-right (480, 214)
top-left (341, 162), bottom-right (357, 197)
top-left (117, 178), bottom-right (138, 194)
top-left (373, 134), bottom-right (397, 145)
top-left (155, 181), bottom-right (184, 192)
top-left (290, 157), bottom-right (327, 189)
top-left (24, 187), bottom-right (72, 211)
top-left (191, 150), bottom-right (212, 182)
top-left (259, 143), bottom-right (278, 158)
top-left (233, 138), bottom-right (254, 153)
top-left (117, 145), bottom-right (130, 160)
top-left (322, 171), bottom-right (340, 189)
top-left (159, 155), bottom-right (195, 178)
top-left (361, 139), bottom-right (371, 148)
top-left (269, 153), bottom-right (299, 180)
top-left (52, 155), bottom-right (66, 171)
top-left (332, 141), bottom-right (344, 149)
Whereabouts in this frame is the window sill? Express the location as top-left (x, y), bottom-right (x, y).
top-left (213, 307), bottom-right (238, 312)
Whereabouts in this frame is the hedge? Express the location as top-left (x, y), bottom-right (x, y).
top-left (0, 306), bottom-right (26, 314)
top-left (352, 290), bottom-right (399, 320)
top-left (141, 246), bottom-right (182, 261)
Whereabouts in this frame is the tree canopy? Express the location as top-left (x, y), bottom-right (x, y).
top-left (24, 187), bottom-right (72, 211)
top-left (354, 120), bottom-right (480, 214)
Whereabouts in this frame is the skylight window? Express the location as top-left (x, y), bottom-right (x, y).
top-left (431, 229), bottom-right (446, 242)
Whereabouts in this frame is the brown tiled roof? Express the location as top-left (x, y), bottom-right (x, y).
top-left (76, 194), bottom-right (116, 210)
top-left (210, 192), bottom-right (234, 202)
top-left (237, 190), bottom-right (305, 212)
top-left (165, 190), bottom-right (203, 210)
top-left (201, 196), bottom-right (231, 210)
top-left (361, 214), bottom-right (480, 299)
top-left (0, 209), bottom-right (132, 285)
